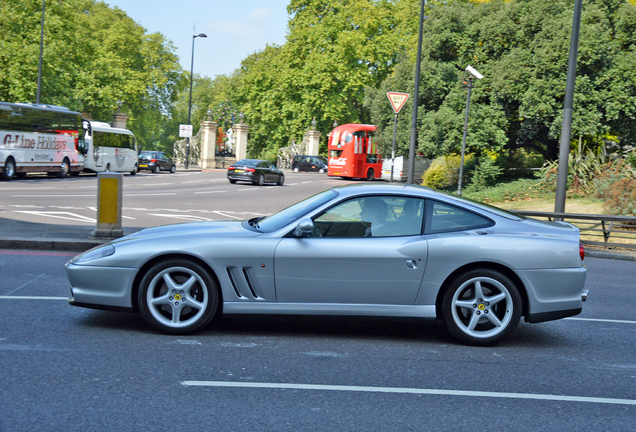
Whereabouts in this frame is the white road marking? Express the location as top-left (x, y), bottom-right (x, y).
top-left (0, 296), bottom-right (68, 300)
top-left (182, 180), bottom-right (205, 184)
top-left (148, 214), bottom-right (214, 221)
top-left (194, 190), bottom-right (227, 194)
top-left (14, 211), bottom-right (96, 223)
top-left (566, 317), bottom-right (636, 325)
top-left (180, 381), bottom-right (636, 406)
top-left (11, 194), bottom-right (94, 197)
top-left (301, 181), bottom-right (313, 184)
top-left (213, 211), bottom-right (244, 220)
top-left (124, 193), bottom-right (177, 196)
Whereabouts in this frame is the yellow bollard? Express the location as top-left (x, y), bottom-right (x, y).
top-left (92, 172), bottom-right (123, 238)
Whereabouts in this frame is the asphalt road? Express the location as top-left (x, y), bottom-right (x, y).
top-left (0, 170), bottom-right (345, 229)
top-left (0, 252), bottom-right (634, 431)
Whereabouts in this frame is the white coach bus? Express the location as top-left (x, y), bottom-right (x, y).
top-left (82, 121), bottom-right (138, 175)
top-left (1, 102), bottom-right (87, 180)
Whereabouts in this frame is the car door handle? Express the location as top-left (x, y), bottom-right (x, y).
top-left (406, 259), bottom-right (418, 269)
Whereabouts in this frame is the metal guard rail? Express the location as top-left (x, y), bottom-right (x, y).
top-left (514, 211), bottom-right (636, 250)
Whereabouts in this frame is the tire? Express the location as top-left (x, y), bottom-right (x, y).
top-left (58, 158), bottom-right (70, 178)
top-left (130, 164), bottom-right (137, 175)
top-left (170, 165), bottom-right (176, 173)
top-left (229, 179), bottom-right (237, 184)
top-left (366, 168), bottom-right (374, 181)
top-left (138, 259), bottom-right (220, 335)
top-left (154, 165), bottom-right (160, 174)
top-left (2, 158), bottom-right (16, 181)
top-left (255, 174), bottom-right (265, 186)
top-left (319, 168), bottom-right (326, 173)
top-left (277, 175), bottom-right (285, 186)
top-left (105, 163), bottom-right (111, 172)
top-left (293, 167), bottom-right (299, 172)
top-left (442, 269), bottom-right (522, 346)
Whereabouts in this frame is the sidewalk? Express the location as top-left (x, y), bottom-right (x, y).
top-left (0, 216), bottom-right (635, 260)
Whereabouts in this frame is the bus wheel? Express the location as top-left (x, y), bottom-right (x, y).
top-left (2, 158), bottom-right (16, 181)
top-left (366, 168), bottom-right (374, 181)
top-left (58, 159), bottom-right (70, 178)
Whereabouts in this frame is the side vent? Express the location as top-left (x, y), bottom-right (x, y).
top-left (226, 268), bottom-right (246, 299)
top-left (226, 267), bottom-right (262, 300)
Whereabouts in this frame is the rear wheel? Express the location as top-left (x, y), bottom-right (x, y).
top-left (58, 158), bottom-right (70, 178)
top-left (154, 165), bottom-right (160, 174)
top-left (229, 179), bottom-right (237, 184)
top-left (366, 168), bottom-right (374, 181)
top-left (255, 174), bottom-right (265, 186)
top-left (293, 167), bottom-right (299, 172)
top-left (442, 269), bottom-right (521, 346)
top-left (138, 259), bottom-right (220, 335)
top-left (105, 163), bottom-right (111, 172)
top-left (2, 158), bottom-right (16, 181)
top-left (130, 164), bottom-right (137, 175)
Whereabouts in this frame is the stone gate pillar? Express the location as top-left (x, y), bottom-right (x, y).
top-left (200, 120), bottom-right (218, 169)
top-left (111, 112), bottom-right (128, 129)
top-left (306, 130), bottom-right (321, 155)
top-left (234, 123), bottom-right (250, 161)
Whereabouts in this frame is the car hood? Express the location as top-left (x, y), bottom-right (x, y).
top-left (112, 220), bottom-right (258, 244)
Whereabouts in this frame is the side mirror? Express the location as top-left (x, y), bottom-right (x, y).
top-left (293, 218), bottom-right (314, 237)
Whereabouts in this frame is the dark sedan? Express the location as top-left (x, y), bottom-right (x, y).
top-left (138, 151), bottom-right (176, 173)
top-left (227, 159), bottom-right (284, 186)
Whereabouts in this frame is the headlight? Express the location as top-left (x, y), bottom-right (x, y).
top-left (70, 244), bottom-right (115, 264)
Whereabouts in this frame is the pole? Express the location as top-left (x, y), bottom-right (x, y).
top-left (390, 112), bottom-right (397, 182)
top-left (186, 34), bottom-right (196, 170)
top-left (457, 77), bottom-right (472, 196)
top-left (407, 0), bottom-right (426, 184)
top-left (36, 0), bottom-right (45, 104)
top-left (555, 0), bottom-right (584, 213)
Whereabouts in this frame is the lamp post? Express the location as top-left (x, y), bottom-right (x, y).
top-left (185, 32), bottom-right (207, 169)
top-left (457, 66), bottom-right (483, 196)
top-left (407, 2), bottom-right (428, 184)
top-left (36, 0), bottom-right (45, 104)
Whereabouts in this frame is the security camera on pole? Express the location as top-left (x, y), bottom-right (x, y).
top-left (386, 92), bottom-right (410, 182)
top-left (457, 65), bottom-right (483, 196)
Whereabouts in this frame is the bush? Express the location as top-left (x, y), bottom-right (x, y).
top-left (602, 178), bottom-right (636, 216)
top-left (421, 155), bottom-right (472, 189)
top-left (469, 157), bottom-right (503, 191)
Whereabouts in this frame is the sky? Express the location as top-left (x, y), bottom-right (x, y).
top-left (105, 0), bottom-right (291, 79)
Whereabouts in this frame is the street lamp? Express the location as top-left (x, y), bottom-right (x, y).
top-left (185, 32), bottom-right (207, 169)
top-left (36, 0), bottom-right (45, 104)
top-left (457, 65), bottom-right (483, 196)
top-left (407, 2), bottom-right (428, 184)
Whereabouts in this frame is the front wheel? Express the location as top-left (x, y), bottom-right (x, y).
top-left (130, 164), bottom-right (137, 175)
top-left (105, 163), bottom-right (111, 172)
top-left (138, 259), bottom-right (220, 335)
top-left (277, 175), bottom-right (285, 186)
top-left (442, 269), bottom-right (521, 346)
top-left (170, 165), bottom-right (176, 173)
top-left (2, 158), bottom-right (16, 181)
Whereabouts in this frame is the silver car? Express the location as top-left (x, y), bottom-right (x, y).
top-left (65, 184), bottom-right (588, 345)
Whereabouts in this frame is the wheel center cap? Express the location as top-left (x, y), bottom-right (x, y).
top-left (174, 294), bottom-right (182, 301)
top-left (478, 303), bottom-right (485, 310)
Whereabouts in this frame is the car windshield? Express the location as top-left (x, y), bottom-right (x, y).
top-left (235, 159), bottom-right (258, 167)
top-left (438, 191), bottom-right (525, 221)
top-left (139, 151), bottom-right (154, 158)
top-left (251, 189), bottom-right (339, 232)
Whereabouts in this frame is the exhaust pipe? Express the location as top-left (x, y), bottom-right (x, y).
top-left (581, 290), bottom-right (589, 302)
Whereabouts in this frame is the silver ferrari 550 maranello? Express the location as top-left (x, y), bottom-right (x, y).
top-left (66, 183), bottom-right (588, 345)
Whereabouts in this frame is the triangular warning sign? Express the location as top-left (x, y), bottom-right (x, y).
top-left (387, 92), bottom-right (410, 114)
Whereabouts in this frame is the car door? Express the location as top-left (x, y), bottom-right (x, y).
top-left (274, 195), bottom-right (428, 305)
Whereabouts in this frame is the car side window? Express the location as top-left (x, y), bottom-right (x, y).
top-left (425, 200), bottom-right (494, 233)
top-left (313, 196), bottom-right (424, 238)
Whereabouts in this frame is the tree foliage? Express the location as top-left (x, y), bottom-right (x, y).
top-left (0, 0), bottom-right (185, 149)
top-left (367, 0), bottom-right (636, 162)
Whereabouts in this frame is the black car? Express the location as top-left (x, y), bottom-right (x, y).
top-left (227, 159), bottom-right (284, 186)
top-left (138, 151), bottom-right (176, 173)
top-left (292, 155), bottom-right (328, 173)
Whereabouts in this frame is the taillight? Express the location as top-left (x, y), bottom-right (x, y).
top-left (579, 243), bottom-right (585, 261)
top-left (228, 166), bottom-right (235, 170)
top-left (246, 168), bottom-right (256, 172)
top-left (150, 159), bottom-right (157, 163)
